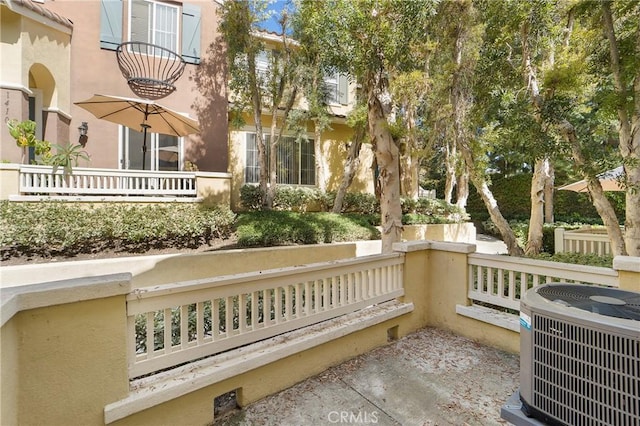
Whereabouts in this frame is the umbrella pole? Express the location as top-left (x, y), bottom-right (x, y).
top-left (141, 123), bottom-right (151, 170)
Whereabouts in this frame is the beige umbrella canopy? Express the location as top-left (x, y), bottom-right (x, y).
top-left (558, 166), bottom-right (625, 193)
top-left (74, 94), bottom-right (199, 169)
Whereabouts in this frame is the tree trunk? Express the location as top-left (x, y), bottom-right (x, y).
top-left (332, 123), bottom-right (364, 213)
top-left (247, 54), bottom-right (268, 209)
top-left (602, 2), bottom-right (640, 257)
top-left (624, 159), bottom-right (640, 257)
top-left (472, 177), bottom-right (524, 256)
top-left (560, 120), bottom-right (627, 256)
top-left (266, 85), bottom-right (297, 210)
top-left (266, 123), bottom-right (278, 209)
top-left (526, 158), bottom-right (546, 255)
top-left (401, 105), bottom-right (420, 199)
top-left (455, 167), bottom-right (469, 208)
top-left (367, 77), bottom-right (403, 253)
top-left (314, 120), bottom-right (327, 193)
top-left (458, 139), bottom-right (524, 256)
top-left (544, 161), bottom-right (554, 223)
top-left (444, 140), bottom-right (456, 203)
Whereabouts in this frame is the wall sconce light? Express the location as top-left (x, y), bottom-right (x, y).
top-left (78, 122), bottom-right (89, 146)
top-left (78, 122), bottom-right (88, 136)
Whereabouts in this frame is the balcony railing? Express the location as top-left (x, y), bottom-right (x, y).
top-left (126, 253), bottom-right (405, 378)
top-left (466, 253), bottom-right (619, 312)
top-left (554, 227), bottom-right (614, 256)
top-left (18, 164), bottom-right (197, 197)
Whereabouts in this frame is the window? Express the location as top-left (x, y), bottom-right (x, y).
top-left (121, 127), bottom-right (181, 171)
top-left (100, 0), bottom-right (201, 64)
top-left (323, 72), bottom-right (339, 104)
top-left (245, 133), bottom-right (315, 186)
top-left (322, 73), bottom-right (349, 105)
top-left (256, 51), bottom-right (270, 77)
top-left (130, 0), bottom-right (179, 52)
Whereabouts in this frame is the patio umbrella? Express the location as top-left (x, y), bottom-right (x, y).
top-left (557, 166), bottom-right (625, 193)
top-left (74, 94), bottom-right (199, 170)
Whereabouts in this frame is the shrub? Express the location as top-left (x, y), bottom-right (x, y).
top-left (236, 211), bottom-right (380, 247)
top-left (0, 201), bottom-right (235, 260)
top-left (528, 252), bottom-right (613, 268)
top-left (323, 191), bottom-right (380, 215)
top-left (239, 185), bottom-right (324, 212)
top-left (467, 173), bottom-right (625, 225)
top-left (248, 187), bottom-right (468, 224)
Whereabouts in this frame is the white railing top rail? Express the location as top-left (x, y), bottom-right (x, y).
top-left (19, 164), bottom-right (197, 179)
top-left (18, 164), bottom-right (197, 197)
top-left (468, 253), bottom-right (618, 287)
top-left (467, 253), bottom-right (619, 312)
top-left (563, 233), bottom-right (610, 242)
top-left (127, 253), bottom-right (405, 378)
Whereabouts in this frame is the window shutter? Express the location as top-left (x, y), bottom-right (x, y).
top-left (181, 3), bottom-right (201, 64)
top-left (100, 0), bottom-right (123, 50)
top-left (338, 74), bottom-right (349, 105)
top-left (130, 0), bottom-right (150, 43)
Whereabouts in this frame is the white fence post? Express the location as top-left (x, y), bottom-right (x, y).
top-left (554, 227), bottom-right (565, 253)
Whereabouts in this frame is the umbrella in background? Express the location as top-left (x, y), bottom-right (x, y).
top-left (74, 94), bottom-right (199, 170)
top-left (558, 166), bottom-right (625, 193)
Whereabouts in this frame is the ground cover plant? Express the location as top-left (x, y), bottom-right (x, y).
top-left (1, 191), bottom-right (467, 262)
top-left (0, 201), bottom-right (235, 260)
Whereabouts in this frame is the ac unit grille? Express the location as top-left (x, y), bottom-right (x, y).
top-left (532, 314), bottom-right (640, 425)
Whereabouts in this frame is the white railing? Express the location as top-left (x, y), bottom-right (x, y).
top-left (554, 227), bottom-right (612, 256)
top-left (19, 164), bottom-right (197, 197)
top-left (467, 253), bottom-right (619, 312)
top-left (126, 253), bottom-right (404, 378)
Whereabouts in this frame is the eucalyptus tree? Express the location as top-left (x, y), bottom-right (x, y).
top-left (599, 0), bottom-right (640, 257)
top-left (425, 0), bottom-right (526, 256)
top-left (469, 0), bottom-right (561, 255)
top-left (480, 0), bottom-right (639, 256)
top-left (391, 71), bottom-right (430, 199)
top-left (290, 1), bottom-right (335, 193)
top-left (331, 101), bottom-right (368, 213)
top-left (219, 0), bottom-right (301, 209)
top-left (295, 0), bottom-right (438, 252)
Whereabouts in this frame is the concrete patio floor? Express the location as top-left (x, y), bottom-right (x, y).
top-left (215, 327), bottom-right (520, 426)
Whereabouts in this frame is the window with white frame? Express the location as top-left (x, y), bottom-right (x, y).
top-left (323, 72), bottom-right (339, 104)
top-left (130, 0), bottom-right (179, 53)
top-left (121, 127), bottom-right (181, 171)
top-left (245, 133), bottom-right (315, 186)
top-left (323, 72), bottom-right (349, 105)
top-left (100, 0), bottom-right (202, 64)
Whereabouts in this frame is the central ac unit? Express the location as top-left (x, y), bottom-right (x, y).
top-left (519, 283), bottom-right (640, 426)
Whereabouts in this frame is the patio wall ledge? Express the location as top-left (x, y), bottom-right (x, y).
top-left (393, 240), bottom-right (476, 254)
top-left (1, 273), bottom-right (132, 327)
top-left (613, 255), bottom-right (640, 292)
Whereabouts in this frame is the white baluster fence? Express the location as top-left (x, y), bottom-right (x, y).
top-left (554, 227), bottom-right (613, 256)
top-left (467, 253), bottom-right (619, 312)
top-left (126, 253), bottom-right (404, 378)
top-left (18, 164), bottom-right (196, 197)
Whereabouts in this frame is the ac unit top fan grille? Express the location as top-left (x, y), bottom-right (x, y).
top-left (537, 284), bottom-right (640, 321)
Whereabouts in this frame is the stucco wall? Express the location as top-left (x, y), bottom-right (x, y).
top-left (1, 5), bottom-right (71, 163)
top-left (41, 0), bottom-right (228, 172)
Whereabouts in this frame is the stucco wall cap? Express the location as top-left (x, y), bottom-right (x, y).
top-left (1, 273), bottom-right (131, 326)
top-left (393, 240), bottom-right (476, 254)
top-left (613, 255), bottom-right (640, 273)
